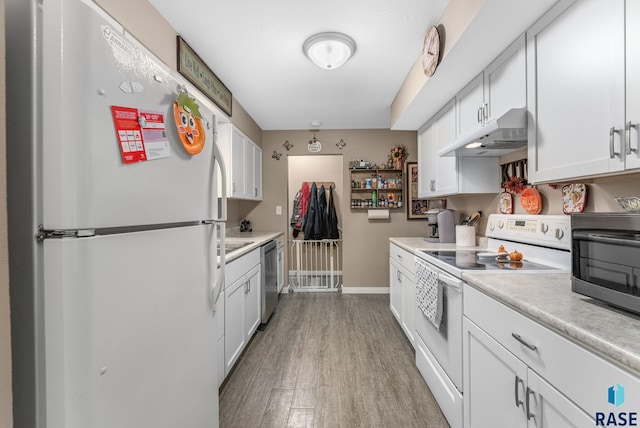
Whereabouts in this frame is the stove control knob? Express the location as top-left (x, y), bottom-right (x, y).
top-left (541, 223), bottom-right (549, 233)
top-left (489, 223), bottom-right (495, 231)
top-left (555, 228), bottom-right (564, 239)
top-left (498, 221), bottom-right (504, 229)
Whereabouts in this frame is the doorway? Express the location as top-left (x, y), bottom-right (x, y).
top-left (287, 155), bottom-right (343, 291)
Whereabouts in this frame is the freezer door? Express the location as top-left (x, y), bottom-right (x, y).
top-left (43, 225), bottom-right (219, 428)
top-left (41, 0), bottom-right (229, 229)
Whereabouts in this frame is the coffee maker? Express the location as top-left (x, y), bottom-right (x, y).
top-left (425, 209), bottom-right (455, 243)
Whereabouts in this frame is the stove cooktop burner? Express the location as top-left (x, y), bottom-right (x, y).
top-left (418, 250), bottom-right (559, 271)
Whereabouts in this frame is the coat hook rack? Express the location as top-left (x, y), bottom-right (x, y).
top-left (283, 140), bottom-right (293, 151)
top-left (336, 139), bottom-right (346, 149)
top-left (272, 150), bottom-right (282, 160)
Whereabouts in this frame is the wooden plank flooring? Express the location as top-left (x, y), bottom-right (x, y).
top-left (219, 293), bottom-right (450, 427)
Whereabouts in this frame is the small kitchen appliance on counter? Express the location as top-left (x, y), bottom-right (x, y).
top-left (425, 209), bottom-right (455, 243)
top-left (413, 214), bottom-right (571, 428)
top-left (572, 212), bottom-right (640, 315)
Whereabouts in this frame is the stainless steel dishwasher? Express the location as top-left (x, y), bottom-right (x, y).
top-left (260, 240), bottom-right (278, 324)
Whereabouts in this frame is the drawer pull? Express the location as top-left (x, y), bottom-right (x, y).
top-left (512, 333), bottom-right (537, 351)
top-left (514, 376), bottom-right (524, 408)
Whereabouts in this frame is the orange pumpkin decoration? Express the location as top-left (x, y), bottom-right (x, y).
top-left (520, 188), bottom-right (542, 214)
top-left (498, 245), bottom-right (507, 254)
top-left (174, 92), bottom-right (205, 155)
top-left (509, 250), bottom-right (524, 261)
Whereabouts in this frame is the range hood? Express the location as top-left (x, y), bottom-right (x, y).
top-left (439, 107), bottom-right (528, 157)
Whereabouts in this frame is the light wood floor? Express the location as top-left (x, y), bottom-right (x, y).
top-left (219, 293), bottom-right (450, 428)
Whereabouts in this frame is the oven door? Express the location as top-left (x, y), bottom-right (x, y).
top-left (572, 230), bottom-right (640, 314)
top-left (415, 261), bottom-right (463, 391)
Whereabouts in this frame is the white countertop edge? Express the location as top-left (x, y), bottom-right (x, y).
top-left (389, 236), bottom-right (485, 253)
top-left (224, 231), bottom-right (283, 263)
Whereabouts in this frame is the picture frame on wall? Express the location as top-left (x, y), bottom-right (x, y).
top-left (406, 162), bottom-right (429, 220)
top-left (177, 36), bottom-right (233, 117)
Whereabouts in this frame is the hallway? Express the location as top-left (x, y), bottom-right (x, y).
top-left (219, 293), bottom-right (449, 427)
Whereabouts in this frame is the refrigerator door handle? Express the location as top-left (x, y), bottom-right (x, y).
top-left (209, 221), bottom-right (225, 312)
top-left (212, 114), bottom-right (227, 222)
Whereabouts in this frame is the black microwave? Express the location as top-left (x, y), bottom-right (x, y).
top-left (572, 212), bottom-right (640, 315)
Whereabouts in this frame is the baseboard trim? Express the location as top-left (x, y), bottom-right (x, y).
top-left (341, 287), bottom-right (390, 294)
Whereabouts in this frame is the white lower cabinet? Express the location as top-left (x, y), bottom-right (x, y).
top-left (223, 249), bottom-right (261, 378)
top-left (464, 284), bottom-right (640, 428)
top-left (245, 265), bottom-right (261, 338)
top-left (463, 318), bottom-right (591, 428)
top-left (389, 244), bottom-right (415, 348)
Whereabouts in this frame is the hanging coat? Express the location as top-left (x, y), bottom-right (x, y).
top-left (298, 182), bottom-right (310, 229)
top-left (318, 185), bottom-right (327, 239)
top-left (303, 182), bottom-right (320, 240)
top-left (290, 182), bottom-right (310, 238)
top-left (327, 186), bottom-right (339, 239)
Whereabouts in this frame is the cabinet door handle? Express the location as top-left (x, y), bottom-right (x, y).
top-left (610, 127), bottom-right (621, 158)
top-left (512, 333), bottom-right (537, 351)
top-left (514, 376), bottom-right (524, 408)
top-left (626, 121), bottom-right (638, 154)
top-left (526, 386), bottom-right (536, 421)
top-left (233, 182), bottom-right (237, 193)
top-left (483, 103), bottom-right (489, 121)
top-left (397, 254), bottom-right (403, 261)
top-left (477, 106), bottom-right (482, 124)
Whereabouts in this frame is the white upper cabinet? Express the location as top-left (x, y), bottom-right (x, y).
top-left (435, 101), bottom-right (459, 196)
top-left (457, 74), bottom-right (485, 138)
top-left (484, 34), bottom-right (527, 123)
top-left (527, 0), bottom-right (630, 183)
top-left (418, 100), bottom-right (498, 198)
top-left (218, 123), bottom-right (263, 200)
top-left (418, 118), bottom-right (437, 198)
top-left (626, 0), bottom-right (640, 170)
top-left (456, 35), bottom-right (526, 138)
top-left (418, 101), bottom-right (458, 198)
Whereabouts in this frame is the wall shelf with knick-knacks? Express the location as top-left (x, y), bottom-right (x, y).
top-left (350, 168), bottom-right (404, 209)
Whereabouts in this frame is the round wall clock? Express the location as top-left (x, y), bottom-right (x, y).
top-left (422, 26), bottom-right (440, 77)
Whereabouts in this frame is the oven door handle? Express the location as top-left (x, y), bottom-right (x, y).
top-left (573, 231), bottom-right (640, 248)
top-left (438, 272), bottom-right (463, 292)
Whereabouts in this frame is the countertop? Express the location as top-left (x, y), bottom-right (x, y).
top-left (462, 272), bottom-right (640, 376)
top-left (223, 230), bottom-right (283, 264)
top-left (390, 236), bottom-right (640, 376)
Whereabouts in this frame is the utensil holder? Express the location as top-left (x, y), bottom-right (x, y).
top-left (456, 225), bottom-right (476, 247)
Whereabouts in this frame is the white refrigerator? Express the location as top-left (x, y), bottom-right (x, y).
top-left (6, 0), bottom-right (226, 427)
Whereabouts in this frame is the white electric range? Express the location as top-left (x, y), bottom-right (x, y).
top-left (413, 214), bottom-right (571, 428)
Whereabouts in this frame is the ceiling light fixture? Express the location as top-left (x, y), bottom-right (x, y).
top-left (303, 32), bottom-right (356, 70)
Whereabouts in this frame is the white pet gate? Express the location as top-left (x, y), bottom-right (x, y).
top-left (288, 239), bottom-right (342, 292)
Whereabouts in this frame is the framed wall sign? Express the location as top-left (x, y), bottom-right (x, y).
top-left (177, 36), bottom-right (233, 117)
top-left (406, 162), bottom-right (428, 220)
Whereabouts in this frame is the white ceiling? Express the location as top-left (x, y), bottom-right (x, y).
top-left (147, 0), bottom-right (448, 130)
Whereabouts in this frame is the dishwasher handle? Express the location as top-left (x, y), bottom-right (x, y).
top-left (438, 271), bottom-right (463, 292)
